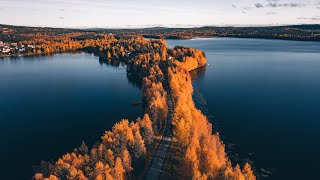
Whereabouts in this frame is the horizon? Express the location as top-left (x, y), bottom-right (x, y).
top-left (0, 0), bottom-right (319, 28)
top-left (1, 22), bottom-right (320, 30)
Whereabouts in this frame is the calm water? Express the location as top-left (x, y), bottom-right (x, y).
top-left (166, 38), bottom-right (320, 180)
top-left (0, 53), bottom-right (143, 179)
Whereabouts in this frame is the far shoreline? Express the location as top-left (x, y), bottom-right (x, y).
top-left (144, 35), bottom-right (320, 42)
top-left (1, 37), bottom-right (320, 58)
top-left (166, 36), bottom-right (320, 42)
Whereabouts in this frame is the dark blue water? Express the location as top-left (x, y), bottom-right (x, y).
top-left (0, 53), bottom-right (143, 179)
top-left (166, 38), bottom-right (320, 180)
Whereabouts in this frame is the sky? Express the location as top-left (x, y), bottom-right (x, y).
top-left (0, 0), bottom-right (319, 28)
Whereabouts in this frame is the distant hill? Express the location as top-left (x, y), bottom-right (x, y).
top-left (282, 24), bottom-right (320, 30)
top-left (84, 24), bottom-right (320, 32)
top-left (1, 24), bottom-right (320, 42)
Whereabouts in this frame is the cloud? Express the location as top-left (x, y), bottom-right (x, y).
top-left (266, 3), bottom-right (305, 8)
top-left (266, 12), bottom-right (277, 15)
top-left (297, 16), bottom-right (320, 21)
top-left (232, 4), bottom-right (237, 8)
top-left (58, 16), bottom-right (64, 19)
top-left (242, 11), bottom-right (247, 14)
top-left (255, 3), bottom-right (264, 8)
top-left (242, 6), bottom-right (252, 10)
top-left (254, 1), bottom-right (305, 9)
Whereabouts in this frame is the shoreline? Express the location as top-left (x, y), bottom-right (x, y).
top-left (182, 36), bottom-right (320, 42)
top-left (0, 50), bottom-right (82, 58)
top-left (2, 37), bottom-right (319, 59)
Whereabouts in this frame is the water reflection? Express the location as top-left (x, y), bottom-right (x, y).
top-left (98, 56), bottom-right (143, 88)
top-left (0, 52), bottom-right (86, 64)
top-left (190, 66), bottom-right (208, 107)
top-left (189, 65), bottom-right (207, 80)
top-left (98, 57), bottom-right (126, 68)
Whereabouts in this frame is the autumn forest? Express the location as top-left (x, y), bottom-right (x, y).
top-left (1, 26), bottom-right (256, 180)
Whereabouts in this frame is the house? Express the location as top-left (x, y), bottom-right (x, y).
top-left (2, 46), bottom-right (11, 53)
top-left (11, 43), bottom-right (18, 47)
top-left (1, 28), bottom-right (14, 35)
top-left (0, 41), bottom-right (4, 47)
top-left (125, 50), bottom-right (131, 55)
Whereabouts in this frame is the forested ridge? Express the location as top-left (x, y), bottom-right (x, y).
top-left (92, 24), bottom-right (320, 41)
top-left (1, 24), bottom-right (320, 58)
top-left (12, 32), bottom-right (256, 179)
top-left (1, 24), bottom-right (319, 57)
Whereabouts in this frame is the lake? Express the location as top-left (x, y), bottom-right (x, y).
top-left (1, 39), bottom-right (320, 180)
top-left (0, 53), bottom-right (143, 179)
top-left (166, 38), bottom-right (320, 180)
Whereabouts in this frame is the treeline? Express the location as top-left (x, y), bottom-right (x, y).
top-left (127, 40), bottom-right (169, 134)
top-left (1, 24), bottom-right (320, 49)
top-left (0, 24), bottom-right (82, 43)
top-left (94, 25), bottom-right (320, 41)
top-left (12, 33), bottom-right (119, 56)
top-left (1, 25), bottom-right (174, 59)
